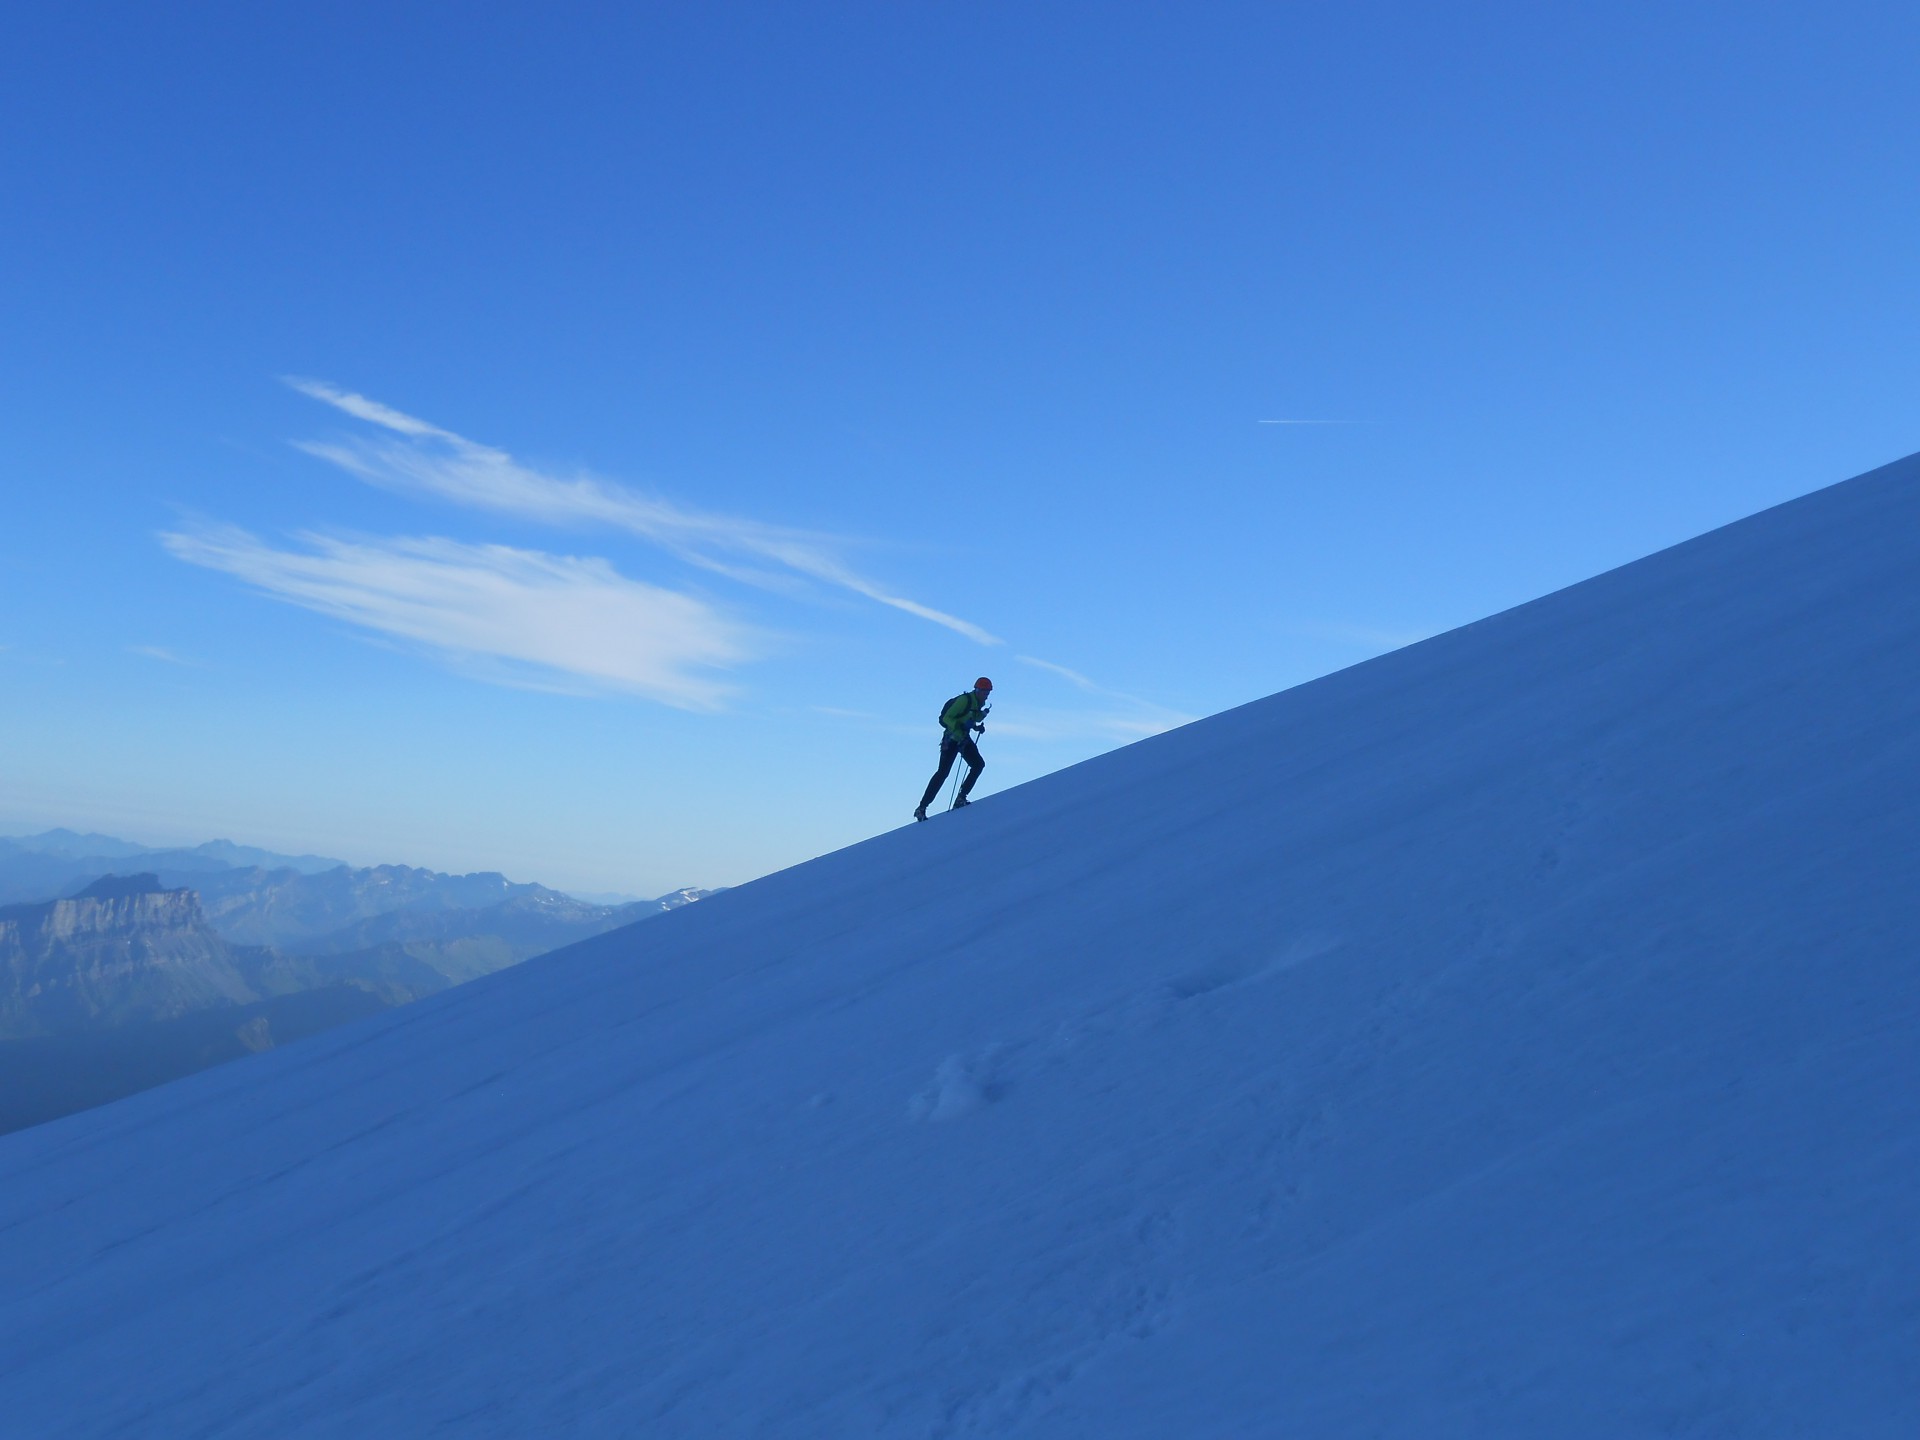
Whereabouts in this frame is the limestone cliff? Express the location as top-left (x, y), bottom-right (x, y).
top-left (0, 874), bottom-right (257, 1037)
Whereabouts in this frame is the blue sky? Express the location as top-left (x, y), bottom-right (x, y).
top-left (3, 2), bottom-right (1916, 896)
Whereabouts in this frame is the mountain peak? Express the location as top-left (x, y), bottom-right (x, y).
top-left (4, 829), bottom-right (153, 861)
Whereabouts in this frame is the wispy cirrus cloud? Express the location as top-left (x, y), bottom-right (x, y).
top-left (1014, 653), bottom-right (1197, 738)
top-left (161, 524), bottom-right (750, 708)
top-left (198, 379), bottom-right (1186, 732)
top-left (285, 378), bottom-right (1000, 646)
top-left (129, 645), bottom-right (200, 666)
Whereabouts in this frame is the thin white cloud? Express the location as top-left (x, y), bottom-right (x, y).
top-left (291, 385), bottom-right (451, 439)
top-left (1258, 419), bottom-right (1356, 425)
top-left (161, 524), bottom-right (750, 709)
top-left (129, 645), bottom-right (197, 666)
top-left (284, 379), bottom-right (1000, 645)
top-left (261, 381), bottom-right (1206, 737)
top-left (1016, 654), bottom-right (1102, 692)
top-left (1015, 653), bottom-right (1198, 737)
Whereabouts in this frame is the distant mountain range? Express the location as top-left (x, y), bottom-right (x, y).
top-left (0, 830), bottom-right (711, 1134)
top-left (0, 829), bottom-right (347, 902)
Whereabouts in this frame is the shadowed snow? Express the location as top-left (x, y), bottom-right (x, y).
top-left (6, 453), bottom-right (1920, 1436)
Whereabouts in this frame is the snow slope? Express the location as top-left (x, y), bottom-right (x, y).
top-left (5, 454), bottom-right (1920, 1437)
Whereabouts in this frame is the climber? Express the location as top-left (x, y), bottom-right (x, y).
top-left (914, 677), bottom-right (992, 820)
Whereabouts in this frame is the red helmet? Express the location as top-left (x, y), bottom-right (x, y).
top-left (974, 676), bottom-right (993, 692)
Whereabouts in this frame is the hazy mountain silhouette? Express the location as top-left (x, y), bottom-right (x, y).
top-left (0, 858), bottom-right (710, 1135)
top-left (0, 831), bottom-right (347, 904)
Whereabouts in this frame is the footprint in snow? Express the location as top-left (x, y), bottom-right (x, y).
top-left (1167, 933), bottom-right (1341, 1001)
top-left (909, 1048), bottom-right (1008, 1122)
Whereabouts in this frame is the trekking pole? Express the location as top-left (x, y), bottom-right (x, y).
top-left (945, 751), bottom-right (964, 810)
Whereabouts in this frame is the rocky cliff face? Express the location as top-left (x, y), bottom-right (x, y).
top-left (0, 874), bottom-right (258, 1037)
top-left (0, 860), bottom-right (714, 1130)
top-left (178, 867), bottom-right (712, 978)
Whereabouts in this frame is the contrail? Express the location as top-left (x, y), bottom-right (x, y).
top-left (1258, 419), bottom-right (1353, 425)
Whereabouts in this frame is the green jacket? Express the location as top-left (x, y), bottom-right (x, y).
top-left (940, 690), bottom-right (988, 743)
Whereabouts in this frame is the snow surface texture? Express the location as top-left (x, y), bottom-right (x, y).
top-left (5, 455), bottom-right (1920, 1437)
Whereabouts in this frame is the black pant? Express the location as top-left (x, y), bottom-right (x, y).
top-left (920, 734), bottom-right (984, 809)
